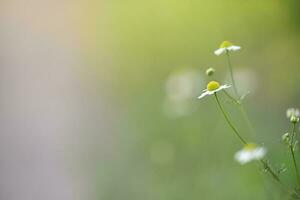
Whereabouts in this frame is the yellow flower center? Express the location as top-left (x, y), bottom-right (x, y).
top-left (207, 81), bottom-right (220, 91)
top-left (220, 40), bottom-right (233, 48)
top-left (244, 143), bottom-right (257, 151)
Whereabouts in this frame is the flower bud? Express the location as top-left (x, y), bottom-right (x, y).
top-left (282, 132), bottom-right (290, 144)
top-left (290, 115), bottom-right (299, 123)
top-left (206, 68), bottom-right (215, 76)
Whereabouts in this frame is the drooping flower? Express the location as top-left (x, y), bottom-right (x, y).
top-left (198, 81), bottom-right (231, 99)
top-left (214, 40), bottom-right (241, 56)
top-left (234, 143), bottom-right (266, 165)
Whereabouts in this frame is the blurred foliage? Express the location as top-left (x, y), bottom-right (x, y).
top-left (88, 0), bottom-right (300, 199)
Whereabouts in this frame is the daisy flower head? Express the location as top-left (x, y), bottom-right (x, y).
top-left (198, 81), bottom-right (231, 99)
top-left (234, 143), bottom-right (266, 165)
top-left (214, 40), bottom-right (241, 56)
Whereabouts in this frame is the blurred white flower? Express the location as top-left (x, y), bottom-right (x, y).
top-left (214, 41), bottom-right (241, 56)
top-left (226, 68), bottom-right (257, 95)
top-left (163, 99), bottom-right (191, 118)
top-left (286, 108), bottom-right (300, 119)
top-left (234, 143), bottom-right (266, 165)
top-left (165, 69), bottom-right (202, 101)
top-left (198, 81), bottom-right (231, 99)
top-left (163, 69), bottom-right (203, 118)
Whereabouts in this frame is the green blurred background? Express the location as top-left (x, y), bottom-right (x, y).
top-left (2, 0), bottom-right (300, 200)
top-left (92, 1), bottom-right (300, 199)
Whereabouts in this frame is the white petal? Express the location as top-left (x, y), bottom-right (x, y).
top-left (234, 150), bottom-right (253, 165)
top-left (296, 109), bottom-right (300, 117)
top-left (234, 147), bottom-right (266, 165)
top-left (214, 48), bottom-right (226, 56)
top-left (287, 108), bottom-right (300, 118)
top-left (219, 84), bottom-right (231, 89)
top-left (198, 91), bottom-right (209, 99)
top-left (198, 84), bottom-right (231, 99)
top-left (210, 84), bottom-right (231, 93)
top-left (213, 87), bottom-right (223, 93)
top-left (253, 148), bottom-right (266, 160)
top-left (227, 45), bottom-right (241, 51)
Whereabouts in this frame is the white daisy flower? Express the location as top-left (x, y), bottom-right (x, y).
top-left (234, 143), bottom-right (266, 165)
top-left (214, 40), bottom-right (241, 56)
top-left (197, 81), bottom-right (231, 99)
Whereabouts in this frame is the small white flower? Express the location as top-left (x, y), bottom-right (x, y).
top-left (214, 41), bottom-right (241, 56)
top-left (286, 108), bottom-right (300, 123)
top-left (163, 69), bottom-right (203, 118)
top-left (198, 81), bottom-right (231, 99)
top-left (234, 143), bottom-right (266, 165)
top-left (286, 108), bottom-right (300, 119)
top-left (165, 69), bottom-right (203, 101)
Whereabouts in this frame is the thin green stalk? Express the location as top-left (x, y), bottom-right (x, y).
top-left (290, 123), bottom-right (300, 187)
top-left (239, 105), bottom-right (256, 138)
top-left (223, 90), bottom-right (240, 105)
top-left (223, 90), bottom-right (256, 137)
top-left (259, 160), bottom-right (291, 196)
top-left (226, 51), bottom-right (239, 98)
top-left (214, 93), bottom-right (247, 144)
top-left (291, 149), bottom-right (300, 186)
top-left (260, 160), bottom-right (281, 183)
top-left (291, 122), bottom-right (297, 142)
top-left (215, 92), bottom-right (283, 184)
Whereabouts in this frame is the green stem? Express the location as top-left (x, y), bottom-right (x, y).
top-left (223, 90), bottom-right (240, 105)
top-left (239, 105), bottom-right (256, 138)
top-left (214, 93), bottom-right (247, 144)
top-left (259, 161), bottom-right (290, 196)
top-left (260, 160), bottom-right (281, 183)
top-left (226, 51), bottom-right (239, 98)
top-left (290, 123), bottom-right (300, 187)
top-left (291, 149), bottom-right (300, 187)
top-left (222, 90), bottom-right (256, 137)
top-left (291, 122), bottom-right (297, 142)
